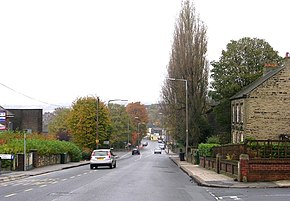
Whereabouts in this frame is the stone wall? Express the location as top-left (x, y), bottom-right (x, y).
top-left (231, 59), bottom-right (290, 141)
top-left (245, 66), bottom-right (290, 140)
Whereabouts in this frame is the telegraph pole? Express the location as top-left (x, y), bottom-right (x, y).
top-left (96, 97), bottom-right (99, 149)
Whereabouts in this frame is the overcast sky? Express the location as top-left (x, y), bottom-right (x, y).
top-left (1, 0), bottom-right (289, 112)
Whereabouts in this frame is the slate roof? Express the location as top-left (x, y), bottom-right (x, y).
top-left (230, 64), bottom-right (285, 100)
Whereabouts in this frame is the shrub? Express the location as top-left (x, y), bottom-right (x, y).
top-left (0, 139), bottom-right (82, 162)
top-left (206, 135), bottom-right (221, 144)
top-left (198, 143), bottom-right (219, 157)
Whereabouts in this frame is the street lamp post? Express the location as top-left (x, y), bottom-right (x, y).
top-left (108, 99), bottom-right (128, 106)
top-left (167, 77), bottom-right (188, 159)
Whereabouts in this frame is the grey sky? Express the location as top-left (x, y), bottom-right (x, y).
top-left (1, 0), bottom-right (288, 111)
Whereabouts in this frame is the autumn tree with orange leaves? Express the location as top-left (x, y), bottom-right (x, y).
top-left (126, 102), bottom-right (149, 146)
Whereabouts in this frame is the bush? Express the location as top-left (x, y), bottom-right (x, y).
top-left (206, 135), bottom-right (221, 144)
top-left (0, 139), bottom-right (82, 162)
top-left (198, 143), bottom-right (219, 157)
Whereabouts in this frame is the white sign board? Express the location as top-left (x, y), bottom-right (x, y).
top-left (0, 154), bottom-right (14, 160)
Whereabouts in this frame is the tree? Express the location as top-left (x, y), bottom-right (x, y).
top-left (48, 107), bottom-right (71, 140)
top-left (67, 96), bottom-right (111, 151)
top-left (210, 37), bottom-right (283, 101)
top-left (108, 103), bottom-right (130, 148)
top-left (126, 102), bottom-right (149, 145)
top-left (160, 0), bottom-right (209, 147)
top-left (209, 37), bottom-right (283, 142)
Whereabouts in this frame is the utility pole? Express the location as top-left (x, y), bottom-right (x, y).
top-left (96, 97), bottom-right (99, 149)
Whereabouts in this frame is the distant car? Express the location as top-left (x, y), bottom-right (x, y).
top-left (90, 149), bottom-right (117, 169)
top-left (154, 147), bottom-right (162, 154)
top-left (158, 139), bottom-right (163, 143)
top-left (142, 141), bottom-right (148, 146)
top-left (132, 148), bottom-right (140, 155)
top-left (159, 143), bottom-right (165, 150)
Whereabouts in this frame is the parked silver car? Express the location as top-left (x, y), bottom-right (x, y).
top-left (90, 149), bottom-right (117, 169)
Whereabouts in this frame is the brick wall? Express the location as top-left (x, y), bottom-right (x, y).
top-left (200, 154), bottom-right (290, 182)
top-left (240, 157), bottom-right (290, 182)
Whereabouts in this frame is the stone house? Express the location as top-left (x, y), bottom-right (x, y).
top-left (230, 57), bottom-right (290, 143)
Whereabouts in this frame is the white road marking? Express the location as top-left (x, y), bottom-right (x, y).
top-left (4, 193), bottom-right (16, 198)
top-left (118, 152), bottom-right (131, 159)
top-left (24, 188), bottom-right (33, 192)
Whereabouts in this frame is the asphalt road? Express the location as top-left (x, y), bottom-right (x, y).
top-left (1, 140), bottom-right (290, 201)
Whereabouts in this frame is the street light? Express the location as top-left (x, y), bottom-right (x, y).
top-left (108, 99), bottom-right (128, 106)
top-left (167, 77), bottom-right (188, 159)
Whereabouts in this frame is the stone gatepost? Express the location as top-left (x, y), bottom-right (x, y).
top-left (216, 153), bottom-right (221, 174)
top-left (238, 154), bottom-right (249, 182)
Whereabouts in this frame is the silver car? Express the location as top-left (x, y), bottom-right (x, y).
top-left (154, 147), bottom-right (162, 154)
top-left (90, 149), bottom-right (117, 169)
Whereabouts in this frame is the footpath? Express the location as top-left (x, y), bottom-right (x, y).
top-left (168, 152), bottom-right (290, 188)
top-left (1, 150), bottom-right (290, 188)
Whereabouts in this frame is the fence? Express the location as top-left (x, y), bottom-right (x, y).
top-left (201, 139), bottom-right (290, 182)
top-left (212, 139), bottom-right (290, 160)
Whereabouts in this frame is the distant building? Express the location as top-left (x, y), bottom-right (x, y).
top-left (7, 109), bottom-right (43, 133)
top-left (0, 106), bottom-right (14, 130)
top-left (230, 56), bottom-right (290, 143)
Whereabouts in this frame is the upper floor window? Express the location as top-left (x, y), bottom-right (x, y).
top-left (232, 102), bottom-right (244, 124)
top-left (240, 103), bottom-right (244, 123)
top-left (232, 105), bottom-right (235, 123)
top-left (236, 105), bottom-right (240, 123)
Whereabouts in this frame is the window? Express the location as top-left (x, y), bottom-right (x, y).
top-left (240, 103), bottom-right (244, 123)
top-left (232, 105), bottom-right (235, 123)
top-left (236, 105), bottom-right (240, 123)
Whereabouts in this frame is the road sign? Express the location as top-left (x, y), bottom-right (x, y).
top-left (0, 154), bottom-right (14, 160)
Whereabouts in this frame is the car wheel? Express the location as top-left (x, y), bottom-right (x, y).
top-left (90, 164), bottom-right (94, 169)
top-left (109, 164), bottom-right (113, 169)
top-left (114, 162), bottom-right (117, 168)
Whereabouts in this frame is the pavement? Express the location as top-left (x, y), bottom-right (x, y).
top-left (1, 149), bottom-right (290, 188)
top-left (168, 152), bottom-right (290, 188)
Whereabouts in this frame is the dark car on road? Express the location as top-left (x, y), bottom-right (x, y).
top-left (132, 148), bottom-right (140, 155)
top-left (142, 141), bottom-right (148, 146)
